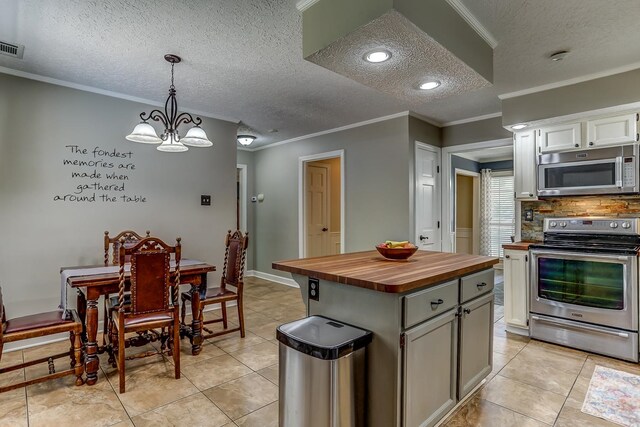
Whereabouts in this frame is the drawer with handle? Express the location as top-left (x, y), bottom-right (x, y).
top-left (460, 269), bottom-right (494, 303)
top-left (403, 279), bottom-right (458, 329)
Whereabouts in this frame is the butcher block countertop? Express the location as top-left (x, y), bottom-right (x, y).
top-left (273, 250), bottom-right (498, 294)
top-left (502, 241), bottom-right (540, 251)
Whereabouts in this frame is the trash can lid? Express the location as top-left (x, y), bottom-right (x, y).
top-left (276, 315), bottom-right (373, 360)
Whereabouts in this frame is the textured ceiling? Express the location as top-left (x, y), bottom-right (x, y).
top-left (0, 0), bottom-right (639, 148)
top-left (307, 10), bottom-right (490, 104)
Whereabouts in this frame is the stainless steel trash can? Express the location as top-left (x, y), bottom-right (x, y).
top-left (277, 315), bottom-right (373, 427)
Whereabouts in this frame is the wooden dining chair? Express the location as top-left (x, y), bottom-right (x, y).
top-left (107, 236), bottom-right (181, 393)
top-left (102, 230), bottom-right (150, 346)
top-left (0, 287), bottom-right (84, 393)
top-left (181, 230), bottom-right (248, 340)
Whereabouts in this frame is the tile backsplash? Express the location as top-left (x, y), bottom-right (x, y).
top-left (521, 195), bottom-right (640, 241)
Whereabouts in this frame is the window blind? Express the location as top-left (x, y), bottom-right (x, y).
top-left (488, 174), bottom-right (515, 258)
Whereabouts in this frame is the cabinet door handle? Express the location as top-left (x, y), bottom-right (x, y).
top-left (430, 298), bottom-right (444, 309)
top-left (589, 141), bottom-right (594, 146)
top-left (574, 143), bottom-right (579, 147)
top-left (505, 255), bottom-right (510, 259)
top-left (463, 308), bottom-right (471, 315)
top-left (477, 282), bottom-right (488, 289)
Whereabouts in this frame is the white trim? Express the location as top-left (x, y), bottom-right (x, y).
top-left (296, 0), bottom-right (321, 12)
top-left (250, 112), bottom-right (410, 152)
top-left (445, 0), bottom-right (498, 49)
top-left (0, 66), bottom-right (238, 124)
top-left (246, 270), bottom-right (300, 288)
top-left (237, 164), bottom-right (248, 232)
top-left (442, 112), bottom-right (502, 127)
top-left (298, 150), bottom-right (346, 258)
top-left (441, 138), bottom-right (513, 253)
top-left (498, 62), bottom-right (640, 100)
top-left (408, 112), bottom-right (442, 128)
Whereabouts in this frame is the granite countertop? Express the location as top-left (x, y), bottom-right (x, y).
top-left (273, 250), bottom-right (498, 293)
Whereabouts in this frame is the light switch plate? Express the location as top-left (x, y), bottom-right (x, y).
top-left (201, 195), bottom-right (211, 206)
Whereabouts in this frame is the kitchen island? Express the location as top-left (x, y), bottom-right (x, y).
top-left (273, 250), bottom-right (499, 427)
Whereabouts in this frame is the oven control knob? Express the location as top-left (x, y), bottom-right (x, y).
top-left (610, 222), bottom-right (619, 228)
top-left (560, 221), bottom-right (567, 228)
top-left (549, 221), bottom-right (557, 228)
top-left (622, 222), bottom-right (631, 229)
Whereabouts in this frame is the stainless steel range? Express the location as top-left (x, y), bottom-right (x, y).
top-left (529, 217), bottom-right (639, 362)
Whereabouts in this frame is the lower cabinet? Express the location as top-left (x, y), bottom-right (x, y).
top-left (403, 309), bottom-right (458, 427)
top-left (503, 249), bottom-right (530, 330)
top-left (458, 293), bottom-right (494, 398)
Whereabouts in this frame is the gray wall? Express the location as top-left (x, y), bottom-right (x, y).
top-left (442, 116), bottom-right (511, 146)
top-left (481, 160), bottom-right (513, 171)
top-left (0, 73), bottom-right (237, 319)
top-left (253, 116), bottom-right (410, 277)
top-left (237, 149), bottom-right (255, 270)
top-left (502, 68), bottom-right (640, 126)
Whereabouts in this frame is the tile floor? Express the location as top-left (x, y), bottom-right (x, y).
top-left (1, 276), bottom-right (639, 426)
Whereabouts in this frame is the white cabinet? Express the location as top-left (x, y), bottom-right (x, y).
top-left (458, 292), bottom-right (493, 398)
top-left (587, 113), bottom-right (638, 148)
top-left (537, 123), bottom-right (582, 153)
top-left (503, 249), bottom-right (529, 332)
top-left (514, 130), bottom-right (537, 200)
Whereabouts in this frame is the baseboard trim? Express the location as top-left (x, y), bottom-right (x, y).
top-left (246, 270), bottom-right (299, 288)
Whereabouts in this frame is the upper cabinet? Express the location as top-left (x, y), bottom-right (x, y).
top-left (514, 130), bottom-right (537, 200)
top-left (536, 113), bottom-right (639, 154)
top-left (537, 123), bottom-right (582, 153)
top-left (587, 113), bottom-right (638, 148)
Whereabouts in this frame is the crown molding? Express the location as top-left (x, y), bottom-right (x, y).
top-left (249, 111), bottom-right (411, 152)
top-left (407, 111), bottom-right (442, 127)
top-left (296, 0), bottom-right (321, 12)
top-left (498, 62), bottom-right (640, 100)
top-left (446, 0), bottom-right (498, 49)
top-left (442, 112), bottom-right (502, 127)
top-left (0, 66), bottom-right (239, 124)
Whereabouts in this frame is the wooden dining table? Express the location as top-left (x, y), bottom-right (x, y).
top-left (62, 261), bottom-right (215, 386)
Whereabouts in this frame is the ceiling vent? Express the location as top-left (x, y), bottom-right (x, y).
top-left (0, 41), bottom-right (24, 59)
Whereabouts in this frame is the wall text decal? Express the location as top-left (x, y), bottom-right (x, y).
top-left (53, 145), bottom-right (147, 203)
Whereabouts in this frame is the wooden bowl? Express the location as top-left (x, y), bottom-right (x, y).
top-left (376, 244), bottom-right (418, 260)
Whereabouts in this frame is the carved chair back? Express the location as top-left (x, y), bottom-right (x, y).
top-left (0, 287), bottom-right (4, 357)
top-left (104, 230), bottom-right (151, 265)
top-left (116, 237), bottom-right (181, 316)
top-left (220, 230), bottom-right (248, 292)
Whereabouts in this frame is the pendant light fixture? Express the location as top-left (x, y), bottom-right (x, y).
top-left (126, 54), bottom-right (213, 152)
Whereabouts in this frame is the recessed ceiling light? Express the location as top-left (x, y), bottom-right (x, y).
top-left (364, 49), bottom-right (391, 63)
top-left (512, 124), bottom-right (527, 130)
top-left (419, 81), bottom-right (440, 90)
top-left (549, 50), bottom-right (569, 61)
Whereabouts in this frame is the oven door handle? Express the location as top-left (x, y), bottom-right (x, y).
top-left (615, 156), bottom-right (623, 188)
top-left (531, 315), bottom-right (630, 338)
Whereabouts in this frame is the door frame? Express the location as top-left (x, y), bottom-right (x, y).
top-left (414, 141), bottom-right (441, 251)
top-left (237, 164), bottom-right (248, 232)
top-left (441, 138), bottom-right (512, 253)
top-left (298, 150), bottom-right (345, 258)
top-left (454, 169), bottom-right (480, 254)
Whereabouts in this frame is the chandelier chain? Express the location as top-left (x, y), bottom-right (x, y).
top-left (170, 62), bottom-right (175, 89)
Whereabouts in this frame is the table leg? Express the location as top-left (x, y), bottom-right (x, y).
top-left (84, 293), bottom-right (100, 385)
top-left (190, 273), bottom-right (206, 355)
top-left (76, 290), bottom-right (87, 341)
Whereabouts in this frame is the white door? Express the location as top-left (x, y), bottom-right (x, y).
top-left (587, 113), bottom-right (638, 148)
top-left (415, 145), bottom-right (441, 251)
top-left (503, 249), bottom-right (529, 329)
top-left (305, 164), bottom-right (330, 257)
top-left (537, 123), bottom-right (582, 153)
top-left (514, 130), bottom-right (537, 200)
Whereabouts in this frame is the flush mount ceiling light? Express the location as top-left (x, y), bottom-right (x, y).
top-left (512, 124), bottom-right (528, 130)
top-left (126, 54), bottom-right (213, 153)
top-left (419, 81), bottom-right (441, 90)
top-left (237, 135), bottom-right (256, 146)
top-left (364, 49), bottom-right (392, 63)
top-left (549, 50), bottom-right (570, 62)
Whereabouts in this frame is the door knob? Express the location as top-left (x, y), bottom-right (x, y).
top-left (419, 235), bottom-right (428, 241)
top-left (322, 227), bottom-right (328, 232)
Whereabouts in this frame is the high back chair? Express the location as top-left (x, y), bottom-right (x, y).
top-left (108, 236), bottom-right (181, 393)
top-left (181, 230), bottom-right (248, 340)
top-left (0, 287), bottom-right (83, 393)
top-left (102, 230), bottom-right (150, 346)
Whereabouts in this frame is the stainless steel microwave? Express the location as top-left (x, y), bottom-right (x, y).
top-left (538, 144), bottom-right (639, 196)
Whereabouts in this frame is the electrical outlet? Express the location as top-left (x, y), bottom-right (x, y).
top-left (525, 209), bottom-right (534, 221)
top-left (201, 195), bottom-right (211, 206)
top-left (308, 278), bottom-right (319, 301)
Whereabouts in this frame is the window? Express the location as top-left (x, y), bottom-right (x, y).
top-left (488, 172), bottom-right (515, 258)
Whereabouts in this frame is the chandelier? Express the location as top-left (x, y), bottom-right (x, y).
top-left (126, 54), bottom-right (212, 152)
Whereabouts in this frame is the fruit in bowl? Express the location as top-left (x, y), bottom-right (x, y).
top-left (376, 240), bottom-right (418, 260)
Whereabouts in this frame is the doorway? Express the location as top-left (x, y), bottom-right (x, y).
top-left (415, 142), bottom-right (442, 251)
top-left (298, 150), bottom-right (345, 258)
top-left (454, 170), bottom-right (480, 255)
